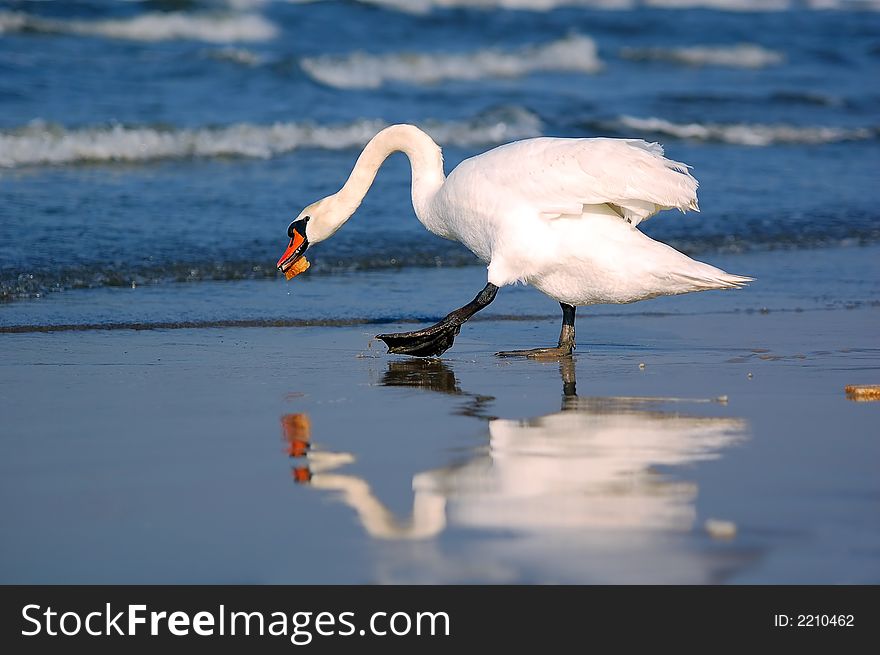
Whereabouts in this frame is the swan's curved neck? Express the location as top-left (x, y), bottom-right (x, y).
top-left (336, 124), bottom-right (445, 231)
top-left (310, 473), bottom-right (446, 540)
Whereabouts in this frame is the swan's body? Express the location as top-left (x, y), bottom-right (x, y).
top-left (277, 124), bottom-right (752, 356)
top-left (429, 136), bottom-right (747, 305)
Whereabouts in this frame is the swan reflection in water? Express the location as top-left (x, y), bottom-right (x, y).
top-left (281, 358), bottom-right (752, 582)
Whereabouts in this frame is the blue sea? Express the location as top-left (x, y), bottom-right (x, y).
top-left (1, 0), bottom-right (879, 320)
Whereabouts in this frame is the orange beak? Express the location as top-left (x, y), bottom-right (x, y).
top-left (276, 230), bottom-right (310, 280)
top-left (292, 467), bottom-right (312, 484)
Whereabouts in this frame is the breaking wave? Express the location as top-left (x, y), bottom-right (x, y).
top-left (300, 34), bottom-right (601, 89)
top-left (606, 116), bottom-right (878, 146)
top-left (342, 0), bottom-right (879, 13)
top-left (621, 43), bottom-right (784, 68)
top-left (0, 10), bottom-right (278, 43)
top-left (0, 108), bottom-right (542, 168)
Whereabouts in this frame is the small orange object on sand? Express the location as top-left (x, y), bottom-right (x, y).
top-left (845, 385), bottom-right (880, 402)
top-left (284, 257), bottom-right (310, 280)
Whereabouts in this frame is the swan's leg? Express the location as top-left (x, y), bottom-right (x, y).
top-left (376, 283), bottom-right (499, 357)
top-left (497, 303), bottom-right (576, 359)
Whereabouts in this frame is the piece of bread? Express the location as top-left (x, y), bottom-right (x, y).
top-left (845, 384), bottom-right (880, 401)
top-left (285, 257), bottom-right (310, 280)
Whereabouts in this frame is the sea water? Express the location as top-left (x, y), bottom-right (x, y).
top-left (1, 0), bottom-right (879, 321)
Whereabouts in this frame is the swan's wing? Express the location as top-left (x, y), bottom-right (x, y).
top-left (472, 137), bottom-right (699, 226)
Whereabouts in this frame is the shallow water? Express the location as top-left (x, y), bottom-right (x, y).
top-left (1, 247), bottom-right (878, 584)
top-left (1, 302), bottom-right (877, 583)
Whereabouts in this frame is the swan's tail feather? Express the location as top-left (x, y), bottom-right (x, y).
top-left (672, 270), bottom-right (755, 292)
top-left (718, 273), bottom-right (755, 288)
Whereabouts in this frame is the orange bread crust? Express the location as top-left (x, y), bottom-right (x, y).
top-left (284, 257), bottom-right (310, 280)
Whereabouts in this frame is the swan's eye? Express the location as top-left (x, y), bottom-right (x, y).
top-left (287, 216), bottom-right (310, 239)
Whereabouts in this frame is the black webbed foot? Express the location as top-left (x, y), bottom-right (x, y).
top-left (495, 303), bottom-right (576, 360)
top-left (376, 321), bottom-right (462, 357)
top-left (375, 283), bottom-right (499, 358)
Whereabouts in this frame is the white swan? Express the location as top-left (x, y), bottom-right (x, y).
top-left (276, 124), bottom-right (752, 357)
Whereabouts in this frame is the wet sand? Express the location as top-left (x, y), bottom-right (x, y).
top-left (1, 295), bottom-right (877, 583)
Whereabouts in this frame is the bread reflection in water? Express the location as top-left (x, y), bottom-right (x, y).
top-left (281, 358), bottom-right (746, 540)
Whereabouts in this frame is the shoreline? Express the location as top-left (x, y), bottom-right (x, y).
top-left (2, 243), bottom-right (878, 333)
top-left (2, 296), bottom-right (878, 583)
top-left (1, 302), bottom-right (875, 334)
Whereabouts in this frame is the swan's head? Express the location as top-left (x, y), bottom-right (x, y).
top-left (275, 195), bottom-right (354, 278)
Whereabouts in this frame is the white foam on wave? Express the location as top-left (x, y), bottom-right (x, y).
top-left (614, 115), bottom-right (877, 146)
top-left (806, 0), bottom-right (880, 9)
top-left (655, 0), bottom-right (880, 8)
top-left (0, 109), bottom-right (542, 168)
top-left (347, 0), bottom-right (635, 13)
top-left (215, 0), bottom-right (320, 7)
top-left (0, 10), bottom-right (277, 43)
top-left (345, 0), bottom-right (880, 11)
top-left (0, 10), bottom-right (28, 34)
top-left (643, 0), bottom-right (789, 9)
top-left (621, 43), bottom-right (783, 68)
top-left (300, 34), bottom-right (601, 89)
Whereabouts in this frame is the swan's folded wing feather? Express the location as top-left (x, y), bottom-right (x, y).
top-left (477, 137), bottom-right (699, 227)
